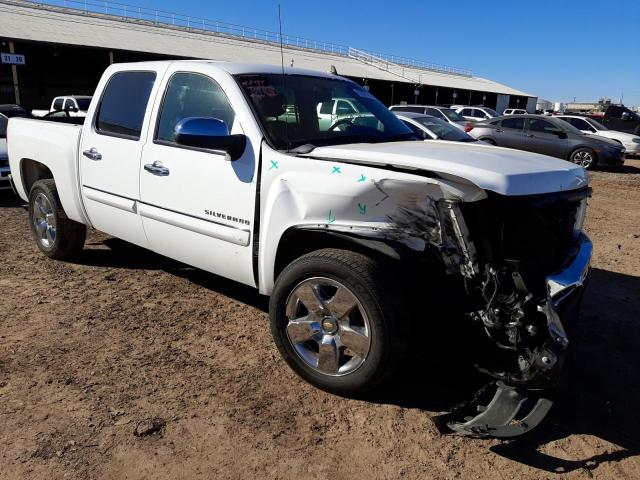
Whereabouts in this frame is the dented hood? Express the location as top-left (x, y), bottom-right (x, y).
top-left (305, 141), bottom-right (588, 196)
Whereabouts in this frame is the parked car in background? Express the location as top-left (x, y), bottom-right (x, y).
top-left (556, 115), bottom-right (640, 157)
top-left (504, 109), bottom-right (527, 115)
top-left (588, 105), bottom-right (640, 135)
top-left (0, 104), bottom-right (31, 191)
top-left (32, 95), bottom-right (92, 118)
top-left (469, 114), bottom-right (626, 169)
top-left (7, 60), bottom-right (593, 437)
top-left (454, 106), bottom-right (499, 122)
top-left (393, 111), bottom-right (479, 143)
top-left (388, 104), bottom-right (469, 131)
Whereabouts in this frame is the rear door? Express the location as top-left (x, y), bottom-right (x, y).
top-left (79, 66), bottom-right (165, 247)
top-left (495, 116), bottom-right (526, 148)
top-left (525, 117), bottom-right (567, 158)
top-left (138, 65), bottom-right (258, 286)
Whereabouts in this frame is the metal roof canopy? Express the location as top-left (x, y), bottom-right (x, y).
top-left (0, 0), bottom-right (533, 97)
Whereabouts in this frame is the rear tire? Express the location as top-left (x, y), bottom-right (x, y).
top-left (28, 179), bottom-right (86, 259)
top-left (269, 248), bottom-right (409, 397)
top-left (569, 148), bottom-right (597, 169)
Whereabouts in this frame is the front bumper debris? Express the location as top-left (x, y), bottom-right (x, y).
top-left (433, 233), bottom-right (592, 438)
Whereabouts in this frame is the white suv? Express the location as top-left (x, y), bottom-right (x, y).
top-left (504, 109), bottom-right (527, 115)
top-left (455, 106), bottom-right (499, 122)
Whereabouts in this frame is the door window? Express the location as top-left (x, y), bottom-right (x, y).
top-left (95, 71), bottom-right (156, 140)
top-left (335, 100), bottom-right (357, 115)
top-left (52, 98), bottom-right (64, 110)
top-left (318, 100), bottom-right (334, 115)
top-left (63, 99), bottom-right (76, 111)
top-left (472, 109), bottom-right (486, 119)
top-left (501, 117), bottom-right (525, 130)
top-left (461, 108), bottom-right (473, 116)
top-left (529, 118), bottom-right (557, 133)
top-left (156, 72), bottom-right (236, 145)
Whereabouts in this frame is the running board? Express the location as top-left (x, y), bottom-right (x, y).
top-left (431, 381), bottom-right (554, 438)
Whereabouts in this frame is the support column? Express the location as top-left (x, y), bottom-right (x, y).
top-left (9, 41), bottom-right (20, 105)
top-left (109, 50), bottom-right (114, 64)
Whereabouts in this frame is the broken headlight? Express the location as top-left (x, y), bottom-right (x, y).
top-left (572, 197), bottom-right (587, 239)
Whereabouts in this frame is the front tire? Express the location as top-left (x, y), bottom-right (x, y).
top-left (570, 148), bottom-right (597, 169)
top-left (269, 249), bottom-right (409, 397)
top-left (28, 179), bottom-right (86, 259)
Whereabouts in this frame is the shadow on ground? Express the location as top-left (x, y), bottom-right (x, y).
top-left (69, 237), bottom-right (640, 473)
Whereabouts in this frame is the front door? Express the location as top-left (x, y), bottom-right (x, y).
top-left (525, 117), bottom-right (567, 158)
top-left (79, 68), bottom-right (161, 247)
top-left (138, 68), bottom-right (257, 286)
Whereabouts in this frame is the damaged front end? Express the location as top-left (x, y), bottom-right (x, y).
top-left (390, 188), bottom-right (592, 438)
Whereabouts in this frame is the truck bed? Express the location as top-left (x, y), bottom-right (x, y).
top-left (7, 117), bottom-right (89, 225)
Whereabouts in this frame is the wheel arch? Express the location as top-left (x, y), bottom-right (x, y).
top-left (274, 227), bottom-right (404, 283)
top-left (20, 158), bottom-right (54, 196)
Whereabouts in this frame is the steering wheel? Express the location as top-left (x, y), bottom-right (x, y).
top-left (328, 118), bottom-right (355, 131)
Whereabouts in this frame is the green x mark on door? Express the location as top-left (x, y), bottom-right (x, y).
top-left (332, 166), bottom-right (341, 174)
top-left (269, 160), bottom-right (279, 170)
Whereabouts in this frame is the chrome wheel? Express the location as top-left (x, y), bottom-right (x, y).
top-left (32, 192), bottom-right (57, 249)
top-left (285, 277), bottom-right (371, 376)
top-left (572, 150), bottom-right (594, 168)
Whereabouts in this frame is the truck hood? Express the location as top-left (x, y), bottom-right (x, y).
top-left (304, 141), bottom-right (588, 196)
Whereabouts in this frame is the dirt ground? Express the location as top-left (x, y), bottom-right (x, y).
top-left (1, 160), bottom-right (639, 480)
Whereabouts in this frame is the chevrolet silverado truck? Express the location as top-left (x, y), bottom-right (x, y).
top-left (7, 61), bottom-right (592, 438)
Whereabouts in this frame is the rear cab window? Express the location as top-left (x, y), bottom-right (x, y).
top-left (95, 71), bottom-right (156, 140)
top-left (52, 98), bottom-right (64, 111)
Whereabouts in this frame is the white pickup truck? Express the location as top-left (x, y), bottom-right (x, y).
top-left (8, 61), bottom-right (592, 437)
top-left (31, 95), bottom-right (92, 118)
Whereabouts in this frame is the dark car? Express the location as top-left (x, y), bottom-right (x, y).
top-left (469, 114), bottom-right (626, 169)
top-left (590, 105), bottom-right (640, 135)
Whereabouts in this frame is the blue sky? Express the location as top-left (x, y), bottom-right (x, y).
top-left (114, 0), bottom-right (639, 104)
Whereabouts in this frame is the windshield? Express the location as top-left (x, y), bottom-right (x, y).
top-left (236, 74), bottom-right (415, 150)
top-left (586, 118), bottom-right (608, 131)
top-left (416, 116), bottom-right (475, 142)
top-left (75, 98), bottom-right (92, 111)
top-left (441, 109), bottom-right (466, 122)
top-left (483, 108), bottom-right (499, 117)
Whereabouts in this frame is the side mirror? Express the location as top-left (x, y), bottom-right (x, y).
top-left (66, 105), bottom-right (78, 113)
top-left (175, 117), bottom-right (246, 160)
top-left (552, 129), bottom-right (568, 139)
top-left (621, 112), bottom-right (631, 121)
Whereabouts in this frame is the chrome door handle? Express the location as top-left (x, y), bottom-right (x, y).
top-left (144, 161), bottom-right (170, 176)
top-left (83, 148), bottom-right (102, 161)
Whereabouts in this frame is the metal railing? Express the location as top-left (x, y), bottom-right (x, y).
top-left (18, 0), bottom-right (472, 77)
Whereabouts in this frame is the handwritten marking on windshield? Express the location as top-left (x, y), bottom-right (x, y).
top-left (327, 210), bottom-right (336, 224)
top-left (357, 174), bottom-right (366, 182)
top-left (357, 203), bottom-right (367, 215)
top-left (270, 160), bottom-right (279, 170)
top-left (332, 166), bottom-right (341, 174)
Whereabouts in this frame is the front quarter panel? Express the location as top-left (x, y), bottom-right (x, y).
top-left (258, 144), bottom-right (486, 294)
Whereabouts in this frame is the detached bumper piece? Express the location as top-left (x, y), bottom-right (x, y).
top-left (432, 381), bottom-right (554, 438)
top-left (433, 233), bottom-right (592, 438)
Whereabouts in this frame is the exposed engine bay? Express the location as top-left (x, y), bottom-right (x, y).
top-left (388, 187), bottom-right (591, 437)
